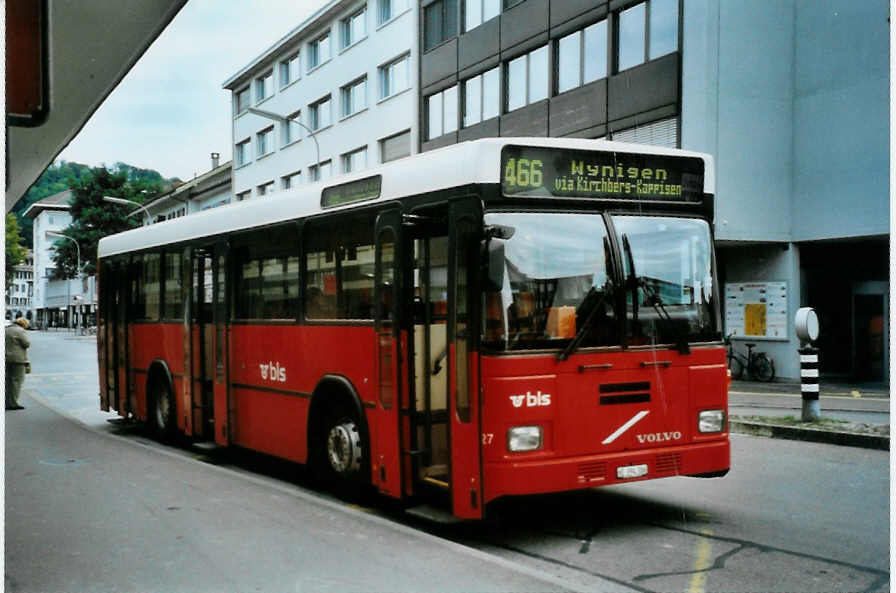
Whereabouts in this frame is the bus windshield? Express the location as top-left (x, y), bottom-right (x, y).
top-left (482, 212), bottom-right (719, 351)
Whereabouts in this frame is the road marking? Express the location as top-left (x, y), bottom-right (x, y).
top-left (851, 390), bottom-right (862, 398)
top-left (601, 410), bottom-right (649, 445)
top-left (688, 528), bottom-right (713, 593)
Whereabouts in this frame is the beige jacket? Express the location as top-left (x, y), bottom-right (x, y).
top-left (5, 323), bottom-right (31, 364)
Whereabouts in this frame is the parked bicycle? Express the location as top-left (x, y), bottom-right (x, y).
top-left (725, 333), bottom-right (775, 382)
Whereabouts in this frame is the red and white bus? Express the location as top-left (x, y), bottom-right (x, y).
top-left (97, 137), bottom-right (728, 519)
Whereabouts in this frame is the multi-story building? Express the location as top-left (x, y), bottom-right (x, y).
top-left (6, 250), bottom-right (34, 320)
top-left (22, 190), bottom-right (79, 327)
top-left (417, 0), bottom-right (888, 382)
top-left (139, 155), bottom-right (233, 225)
top-left (223, 0), bottom-right (418, 201)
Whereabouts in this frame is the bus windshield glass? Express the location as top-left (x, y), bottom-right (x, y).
top-left (482, 213), bottom-right (719, 351)
top-left (614, 215), bottom-right (719, 345)
top-left (483, 212), bottom-right (617, 351)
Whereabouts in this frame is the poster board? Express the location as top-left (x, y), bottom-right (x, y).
top-left (724, 282), bottom-right (788, 340)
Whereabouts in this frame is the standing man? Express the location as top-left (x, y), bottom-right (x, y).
top-left (6, 316), bottom-right (31, 410)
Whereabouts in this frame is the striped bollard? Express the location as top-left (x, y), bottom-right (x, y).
top-left (800, 346), bottom-right (820, 421)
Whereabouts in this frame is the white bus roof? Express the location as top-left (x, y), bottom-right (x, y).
top-left (98, 137), bottom-right (715, 258)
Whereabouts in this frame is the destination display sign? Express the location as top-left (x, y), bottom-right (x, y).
top-left (321, 175), bottom-right (382, 208)
top-left (501, 145), bottom-right (705, 202)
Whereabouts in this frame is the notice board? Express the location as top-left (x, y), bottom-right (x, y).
top-left (724, 282), bottom-right (788, 340)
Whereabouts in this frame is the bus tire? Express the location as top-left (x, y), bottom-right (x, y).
top-left (308, 383), bottom-right (369, 488)
top-left (147, 366), bottom-right (176, 442)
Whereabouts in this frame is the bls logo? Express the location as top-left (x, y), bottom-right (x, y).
top-left (260, 362), bottom-right (287, 383)
top-left (509, 391), bottom-right (552, 408)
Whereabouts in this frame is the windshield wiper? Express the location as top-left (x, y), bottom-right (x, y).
top-left (621, 233), bottom-right (691, 355)
top-left (556, 281), bottom-right (613, 362)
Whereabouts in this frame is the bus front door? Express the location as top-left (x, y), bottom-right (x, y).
top-left (448, 200), bottom-right (483, 518)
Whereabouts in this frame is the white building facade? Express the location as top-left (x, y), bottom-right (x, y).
top-left (139, 156), bottom-right (233, 225)
top-left (22, 190), bottom-right (96, 328)
top-left (6, 251), bottom-right (34, 319)
top-left (223, 0), bottom-right (418, 201)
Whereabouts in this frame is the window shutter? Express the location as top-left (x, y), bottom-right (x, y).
top-left (612, 117), bottom-right (678, 148)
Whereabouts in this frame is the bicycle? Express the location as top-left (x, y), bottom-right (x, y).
top-left (725, 333), bottom-right (775, 382)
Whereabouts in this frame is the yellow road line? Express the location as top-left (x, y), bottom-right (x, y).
top-left (688, 529), bottom-right (713, 593)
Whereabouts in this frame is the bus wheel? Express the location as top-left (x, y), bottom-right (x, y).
top-left (326, 417), bottom-right (363, 476)
top-left (149, 373), bottom-right (176, 441)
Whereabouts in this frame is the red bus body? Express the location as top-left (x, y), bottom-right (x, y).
top-left (97, 138), bottom-right (729, 520)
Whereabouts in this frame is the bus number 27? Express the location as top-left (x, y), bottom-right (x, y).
top-left (482, 433), bottom-right (495, 445)
top-left (504, 158), bottom-right (543, 189)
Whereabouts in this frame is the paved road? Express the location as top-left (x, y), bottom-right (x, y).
top-left (7, 331), bottom-right (891, 593)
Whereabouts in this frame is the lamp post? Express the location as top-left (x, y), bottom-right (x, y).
top-left (47, 231), bottom-right (81, 332)
top-left (247, 106), bottom-right (321, 179)
top-left (103, 195), bottom-right (153, 225)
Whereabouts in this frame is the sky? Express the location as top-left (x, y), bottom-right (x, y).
top-left (56, 0), bottom-right (328, 182)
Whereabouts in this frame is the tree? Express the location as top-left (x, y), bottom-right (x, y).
top-left (6, 214), bottom-right (27, 289)
top-left (50, 167), bottom-right (165, 278)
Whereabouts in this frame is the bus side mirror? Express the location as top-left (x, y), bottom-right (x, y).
top-left (486, 240), bottom-right (506, 292)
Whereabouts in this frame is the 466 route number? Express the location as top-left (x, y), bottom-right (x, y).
top-left (504, 158), bottom-right (543, 189)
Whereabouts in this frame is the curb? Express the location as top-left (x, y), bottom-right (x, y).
top-left (730, 420), bottom-right (889, 451)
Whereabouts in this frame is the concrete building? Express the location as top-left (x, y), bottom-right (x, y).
top-left (223, 0), bottom-right (418, 201)
top-left (6, 250), bottom-right (34, 320)
top-left (417, 0), bottom-right (888, 382)
top-left (138, 155), bottom-right (233, 225)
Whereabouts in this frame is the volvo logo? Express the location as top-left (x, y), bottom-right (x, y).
top-left (636, 431), bottom-right (682, 444)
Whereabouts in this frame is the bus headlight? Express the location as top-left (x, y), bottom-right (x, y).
top-left (698, 410), bottom-right (726, 433)
top-left (508, 426), bottom-right (542, 452)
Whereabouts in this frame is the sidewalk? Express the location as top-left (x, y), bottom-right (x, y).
top-left (728, 378), bottom-right (890, 450)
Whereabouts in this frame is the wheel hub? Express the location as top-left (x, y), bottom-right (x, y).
top-left (327, 421), bottom-right (362, 474)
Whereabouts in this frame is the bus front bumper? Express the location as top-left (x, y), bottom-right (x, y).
top-left (483, 438), bottom-right (730, 504)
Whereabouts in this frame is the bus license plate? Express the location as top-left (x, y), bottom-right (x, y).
top-left (617, 464), bottom-right (648, 479)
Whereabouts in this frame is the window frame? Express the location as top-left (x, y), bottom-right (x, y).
top-left (235, 138), bottom-right (252, 167)
top-left (309, 95), bottom-right (332, 131)
top-left (342, 146), bottom-right (368, 173)
top-left (341, 76), bottom-right (368, 118)
top-left (256, 126), bottom-right (274, 158)
top-left (279, 52), bottom-right (301, 89)
top-left (423, 0), bottom-right (458, 51)
top-left (462, 65), bottom-right (500, 127)
top-left (615, 0), bottom-right (679, 73)
top-left (341, 6), bottom-right (368, 50)
top-left (308, 31), bottom-right (331, 71)
top-left (255, 71), bottom-right (273, 103)
top-left (282, 111), bottom-right (302, 147)
top-left (234, 87), bottom-right (250, 116)
top-left (505, 45), bottom-right (547, 113)
top-left (379, 53), bottom-right (410, 100)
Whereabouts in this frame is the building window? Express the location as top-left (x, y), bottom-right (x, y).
top-left (506, 45), bottom-right (547, 112)
top-left (464, 0), bottom-right (499, 32)
top-left (280, 52), bottom-right (301, 88)
top-left (257, 180), bottom-right (275, 196)
top-left (310, 160), bottom-right (333, 182)
top-left (463, 66), bottom-right (499, 127)
top-left (341, 7), bottom-right (367, 49)
top-left (282, 171), bottom-right (302, 189)
top-left (255, 71), bottom-right (273, 103)
top-left (379, 53), bottom-right (410, 99)
top-left (343, 146), bottom-right (368, 173)
top-left (426, 86), bottom-right (458, 140)
top-left (310, 96), bottom-right (332, 131)
top-left (380, 129), bottom-right (410, 162)
top-left (256, 127), bottom-right (274, 157)
top-left (236, 190), bottom-right (251, 201)
top-left (341, 77), bottom-right (367, 118)
top-left (308, 32), bottom-right (331, 70)
top-left (281, 111), bottom-right (302, 147)
top-left (235, 87), bottom-right (250, 115)
top-left (617, 0), bottom-right (678, 72)
top-left (235, 138), bottom-right (251, 167)
top-left (611, 117), bottom-right (678, 148)
top-left (424, 0), bottom-right (458, 51)
top-left (557, 20), bottom-right (607, 94)
top-left (378, 0), bottom-right (409, 25)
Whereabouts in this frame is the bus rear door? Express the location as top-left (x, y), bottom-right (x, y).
top-left (373, 209), bottom-right (404, 497)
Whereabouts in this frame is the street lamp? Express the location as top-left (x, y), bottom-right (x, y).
top-left (47, 231), bottom-right (82, 332)
top-left (103, 195), bottom-right (153, 225)
top-left (247, 106), bottom-right (321, 179)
